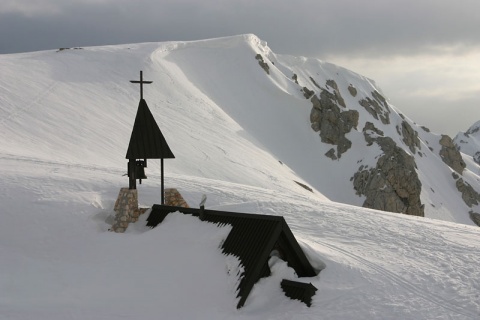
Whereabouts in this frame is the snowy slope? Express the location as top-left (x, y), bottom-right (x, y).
top-left (1, 34), bottom-right (480, 319)
top-left (1, 153), bottom-right (479, 319)
top-left (1, 34), bottom-right (478, 225)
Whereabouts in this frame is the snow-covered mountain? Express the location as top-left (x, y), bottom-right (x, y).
top-left (1, 34), bottom-right (479, 226)
top-left (1, 34), bottom-right (480, 319)
top-left (455, 120), bottom-right (480, 167)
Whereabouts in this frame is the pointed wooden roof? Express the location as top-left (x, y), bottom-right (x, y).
top-left (146, 205), bottom-right (318, 308)
top-left (125, 99), bottom-right (175, 159)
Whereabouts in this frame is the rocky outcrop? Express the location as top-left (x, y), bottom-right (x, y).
top-left (353, 122), bottom-right (424, 217)
top-left (474, 152), bottom-right (480, 165)
top-left (309, 76), bottom-right (321, 89)
top-left (401, 120), bottom-right (421, 153)
top-left (363, 121), bottom-right (384, 145)
top-left (294, 181), bottom-right (313, 193)
top-left (421, 126), bottom-right (430, 132)
top-left (326, 79), bottom-right (346, 108)
top-left (466, 124), bottom-right (480, 135)
top-left (255, 54), bottom-right (269, 74)
top-left (302, 87), bottom-right (314, 99)
top-left (358, 91), bottom-right (391, 124)
top-left (292, 73), bottom-right (299, 84)
top-left (439, 135), bottom-right (466, 174)
top-left (348, 84), bottom-right (357, 97)
top-left (325, 148), bottom-right (337, 160)
top-left (453, 174), bottom-right (480, 207)
top-left (469, 211), bottom-right (480, 227)
top-left (310, 88), bottom-right (359, 159)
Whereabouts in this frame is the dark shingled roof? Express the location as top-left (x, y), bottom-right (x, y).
top-left (147, 205), bottom-right (318, 308)
top-left (125, 99), bottom-right (175, 159)
top-left (281, 279), bottom-right (317, 307)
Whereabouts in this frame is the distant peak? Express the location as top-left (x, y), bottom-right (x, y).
top-left (466, 120), bottom-right (480, 136)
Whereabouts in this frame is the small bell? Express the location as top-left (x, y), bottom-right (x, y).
top-left (135, 160), bottom-right (147, 184)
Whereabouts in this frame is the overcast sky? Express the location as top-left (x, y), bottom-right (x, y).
top-left (1, 0), bottom-right (479, 136)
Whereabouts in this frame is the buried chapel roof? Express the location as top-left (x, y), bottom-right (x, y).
top-left (146, 205), bottom-right (319, 308)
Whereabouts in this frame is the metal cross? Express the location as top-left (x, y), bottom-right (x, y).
top-left (130, 70), bottom-right (153, 100)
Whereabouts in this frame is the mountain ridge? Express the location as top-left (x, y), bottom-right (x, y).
top-left (1, 33), bottom-right (479, 226)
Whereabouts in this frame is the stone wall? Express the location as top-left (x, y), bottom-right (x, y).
top-left (111, 188), bottom-right (143, 233)
top-left (110, 188), bottom-right (189, 233)
top-left (164, 188), bottom-right (190, 207)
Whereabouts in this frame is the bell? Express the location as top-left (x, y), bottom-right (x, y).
top-left (135, 160), bottom-right (147, 184)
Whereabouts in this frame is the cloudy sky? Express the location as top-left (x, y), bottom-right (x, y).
top-left (1, 0), bottom-right (479, 136)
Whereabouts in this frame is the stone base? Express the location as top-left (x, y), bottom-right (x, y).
top-left (165, 188), bottom-right (189, 207)
top-left (111, 188), bottom-right (139, 233)
top-left (110, 188), bottom-right (188, 233)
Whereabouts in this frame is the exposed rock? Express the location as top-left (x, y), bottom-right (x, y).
top-left (474, 151), bottom-right (480, 165)
top-left (309, 76), bottom-right (321, 89)
top-left (292, 73), bottom-right (299, 84)
top-left (421, 126), bottom-right (430, 132)
top-left (309, 89), bottom-right (359, 158)
top-left (302, 87), bottom-right (314, 99)
top-left (466, 124), bottom-right (480, 135)
top-left (326, 79), bottom-right (346, 108)
top-left (325, 148), bottom-right (337, 160)
top-left (469, 211), bottom-right (480, 227)
top-left (395, 125), bottom-right (402, 136)
top-left (57, 47), bottom-right (83, 52)
top-left (372, 90), bottom-right (388, 107)
top-left (401, 120), bottom-right (421, 153)
top-left (455, 178), bottom-right (480, 207)
top-left (255, 54), bottom-right (269, 74)
top-left (363, 121), bottom-right (384, 145)
top-left (294, 180), bottom-right (313, 193)
top-left (439, 135), bottom-right (466, 174)
top-left (348, 84), bottom-right (357, 97)
top-left (354, 123), bottom-right (424, 217)
top-left (358, 91), bottom-right (391, 124)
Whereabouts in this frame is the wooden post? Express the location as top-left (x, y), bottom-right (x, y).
top-left (161, 158), bottom-right (165, 204)
top-left (128, 159), bottom-right (136, 190)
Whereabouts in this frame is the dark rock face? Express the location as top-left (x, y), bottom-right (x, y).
top-left (363, 122), bottom-right (384, 145)
top-left (439, 135), bottom-right (466, 174)
top-left (326, 79), bottom-right (346, 108)
top-left (302, 87), bottom-right (314, 99)
top-left (309, 87), bottom-right (359, 159)
top-left (309, 76), bottom-right (321, 89)
top-left (466, 125), bottom-right (480, 135)
top-left (421, 126), bottom-right (431, 133)
top-left (401, 120), bottom-right (421, 153)
top-left (292, 73), bottom-right (299, 84)
top-left (454, 176), bottom-right (480, 207)
top-left (255, 54), bottom-right (270, 74)
top-left (353, 122), bottom-right (424, 217)
top-left (469, 211), bottom-right (480, 227)
top-left (325, 148), bottom-right (337, 160)
top-left (348, 84), bottom-right (357, 97)
top-left (358, 91), bottom-right (391, 124)
top-left (474, 152), bottom-right (480, 165)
